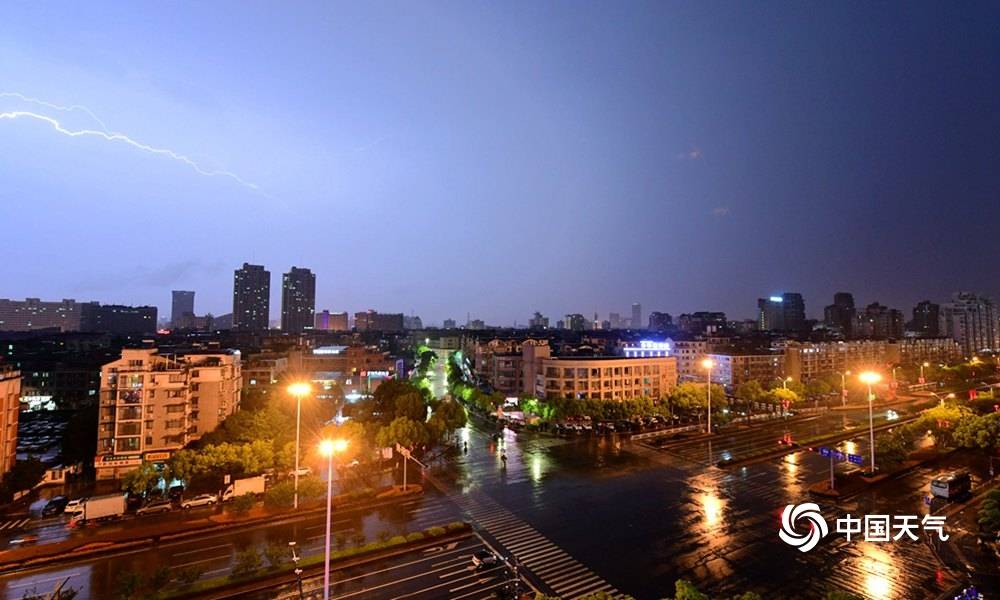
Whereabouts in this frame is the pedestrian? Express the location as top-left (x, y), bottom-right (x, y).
top-left (463, 441), bottom-right (468, 454)
top-left (500, 451), bottom-right (507, 469)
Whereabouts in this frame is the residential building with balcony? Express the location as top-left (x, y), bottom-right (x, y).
top-left (96, 348), bottom-right (241, 480)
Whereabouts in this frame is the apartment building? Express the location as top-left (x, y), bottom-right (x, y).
top-left (96, 348), bottom-right (241, 479)
top-left (522, 342), bottom-right (677, 400)
top-left (705, 351), bottom-right (784, 388)
top-left (0, 364), bottom-right (20, 476)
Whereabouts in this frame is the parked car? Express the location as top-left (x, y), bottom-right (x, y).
top-left (471, 549), bottom-right (501, 570)
top-left (181, 493), bottom-right (218, 509)
top-left (288, 466), bottom-right (312, 477)
top-left (42, 496), bottom-right (69, 517)
top-left (136, 500), bottom-right (173, 516)
top-left (64, 498), bottom-right (87, 516)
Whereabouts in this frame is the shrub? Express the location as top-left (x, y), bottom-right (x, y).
top-left (174, 565), bottom-right (205, 587)
top-left (445, 521), bottom-right (466, 532)
top-left (230, 548), bottom-right (262, 579)
top-left (388, 535), bottom-right (408, 546)
top-left (228, 493), bottom-right (256, 516)
top-left (264, 482), bottom-right (295, 509)
top-left (405, 532), bottom-right (424, 543)
top-left (426, 526), bottom-right (446, 537)
top-left (263, 542), bottom-right (288, 569)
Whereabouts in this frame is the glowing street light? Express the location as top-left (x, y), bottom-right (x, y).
top-left (920, 361), bottom-right (929, 384)
top-left (858, 371), bottom-right (882, 473)
top-left (287, 382), bottom-right (312, 509)
top-left (702, 359), bottom-right (715, 434)
top-left (318, 438), bottom-right (348, 600)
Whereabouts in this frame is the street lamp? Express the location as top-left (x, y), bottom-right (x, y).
top-left (920, 362), bottom-right (929, 384)
top-left (858, 371), bottom-right (882, 473)
top-left (839, 370), bottom-right (852, 407)
top-left (702, 359), bottom-right (715, 434)
top-left (318, 438), bottom-right (349, 600)
top-left (782, 376), bottom-right (792, 390)
top-left (288, 382), bottom-right (312, 510)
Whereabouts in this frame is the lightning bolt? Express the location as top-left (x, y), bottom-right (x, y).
top-left (0, 94), bottom-right (264, 194)
top-left (0, 92), bottom-right (112, 131)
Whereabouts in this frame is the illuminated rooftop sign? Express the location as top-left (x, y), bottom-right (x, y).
top-left (769, 296), bottom-right (783, 302)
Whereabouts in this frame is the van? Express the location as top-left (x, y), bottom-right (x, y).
top-left (930, 471), bottom-right (971, 500)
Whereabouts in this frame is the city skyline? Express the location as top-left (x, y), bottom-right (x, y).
top-left (2, 2), bottom-right (999, 325)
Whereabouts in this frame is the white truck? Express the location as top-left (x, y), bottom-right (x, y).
top-left (221, 475), bottom-right (266, 501)
top-left (77, 494), bottom-right (127, 522)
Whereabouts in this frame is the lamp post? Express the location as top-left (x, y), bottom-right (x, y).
top-left (839, 370), bottom-right (851, 407)
top-left (318, 438), bottom-right (348, 600)
top-left (702, 359), bottom-right (715, 434)
top-left (288, 382), bottom-right (312, 510)
top-left (920, 362), bottom-right (929, 384)
top-left (782, 376), bottom-right (791, 390)
top-left (858, 371), bottom-right (881, 473)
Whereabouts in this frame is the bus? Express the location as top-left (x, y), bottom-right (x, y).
top-left (930, 471), bottom-right (971, 500)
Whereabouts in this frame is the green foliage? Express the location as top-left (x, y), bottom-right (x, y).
top-left (766, 387), bottom-right (801, 405)
top-left (955, 412), bottom-right (1000, 452)
top-left (978, 489), bottom-right (1000, 534)
top-left (173, 565), bottom-right (205, 587)
top-left (405, 531), bottom-right (424, 542)
top-left (376, 416), bottom-right (430, 449)
top-left (734, 381), bottom-right (766, 403)
top-left (228, 493), bottom-right (256, 516)
top-left (263, 542), bottom-right (289, 569)
top-left (670, 580), bottom-right (710, 600)
top-left (121, 461), bottom-right (161, 496)
top-left (805, 379), bottom-right (832, 398)
top-left (426, 526), bottom-right (445, 537)
top-left (230, 547), bottom-right (262, 578)
top-left (115, 570), bottom-right (142, 600)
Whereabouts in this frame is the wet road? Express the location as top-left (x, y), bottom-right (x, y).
top-left (427, 418), bottom-right (993, 599)
top-left (0, 494), bottom-right (465, 599)
top-left (2, 401), bottom-right (994, 600)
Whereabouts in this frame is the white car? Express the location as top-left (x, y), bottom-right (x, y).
top-left (180, 494), bottom-right (218, 509)
top-left (64, 498), bottom-right (86, 516)
top-left (289, 466), bottom-right (312, 477)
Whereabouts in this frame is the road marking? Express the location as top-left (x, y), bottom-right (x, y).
top-left (386, 565), bottom-right (505, 599)
top-left (438, 566), bottom-right (473, 579)
top-left (448, 491), bottom-right (619, 598)
top-left (7, 572), bottom-right (82, 589)
top-left (172, 553), bottom-right (231, 568)
top-left (173, 543), bottom-right (230, 557)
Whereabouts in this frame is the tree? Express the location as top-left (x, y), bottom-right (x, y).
top-left (433, 399), bottom-right (468, 431)
top-left (977, 490), bottom-right (1000, 534)
top-left (376, 417), bottom-right (429, 450)
top-left (766, 388), bottom-right (800, 406)
top-left (955, 412), bottom-right (1000, 452)
top-left (121, 462), bottom-right (161, 497)
top-left (671, 580), bottom-right (710, 600)
top-left (735, 381), bottom-right (765, 404)
top-left (393, 391), bottom-right (428, 422)
top-left (805, 379), bottom-right (832, 399)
